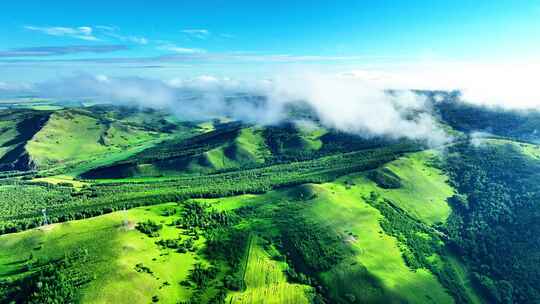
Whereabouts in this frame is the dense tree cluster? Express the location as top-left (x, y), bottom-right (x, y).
top-left (135, 220), bottom-right (162, 237)
top-left (367, 168), bottom-right (402, 189)
top-left (279, 214), bottom-right (348, 273)
top-left (0, 249), bottom-right (91, 304)
top-left (444, 143), bottom-right (540, 303)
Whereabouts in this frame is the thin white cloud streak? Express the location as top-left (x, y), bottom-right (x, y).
top-left (0, 45), bottom-right (128, 57)
top-left (96, 26), bottom-right (149, 45)
top-left (0, 81), bottom-right (33, 93)
top-left (24, 26), bottom-right (98, 41)
top-left (158, 44), bottom-right (207, 54)
top-left (127, 36), bottom-right (149, 45)
top-left (181, 29), bottom-right (210, 39)
top-left (24, 25), bottom-right (148, 45)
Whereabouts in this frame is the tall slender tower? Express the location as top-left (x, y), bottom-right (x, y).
top-left (122, 206), bottom-right (129, 228)
top-left (42, 208), bottom-right (49, 226)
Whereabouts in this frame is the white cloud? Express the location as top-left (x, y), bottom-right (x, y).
top-left (95, 25), bottom-right (149, 45)
top-left (181, 29), bottom-right (210, 39)
top-left (25, 73), bottom-right (449, 146)
top-left (343, 61), bottom-right (540, 110)
top-left (265, 73), bottom-right (447, 145)
top-left (25, 25), bottom-right (149, 45)
top-left (0, 81), bottom-right (33, 94)
top-left (24, 26), bottom-right (98, 41)
top-left (126, 36), bottom-right (148, 45)
top-left (159, 44), bottom-right (206, 54)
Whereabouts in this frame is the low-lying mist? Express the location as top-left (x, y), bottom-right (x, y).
top-left (24, 73), bottom-right (449, 146)
top-left (3, 66), bottom-right (538, 147)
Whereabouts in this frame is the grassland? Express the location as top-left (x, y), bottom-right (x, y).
top-left (203, 127), bottom-right (270, 171)
top-left (26, 111), bottom-right (162, 169)
top-left (0, 110), bottom-right (49, 164)
top-left (227, 236), bottom-right (312, 304)
top-left (0, 115), bottom-right (19, 159)
top-left (305, 182), bottom-right (454, 303)
top-left (0, 204), bottom-right (203, 304)
top-left (27, 105), bottom-right (64, 111)
top-left (373, 150), bottom-right (453, 224)
top-left (191, 151), bottom-right (465, 303)
top-left (0, 104), bottom-right (490, 303)
top-left (295, 122), bottom-right (327, 151)
top-left (489, 138), bottom-right (540, 160)
top-left (233, 127), bottom-right (271, 163)
top-left (31, 174), bottom-right (89, 189)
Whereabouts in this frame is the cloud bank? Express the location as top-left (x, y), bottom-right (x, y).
top-left (3, 59), bottom-right (539, 146)
top-left (344, 61), bottom-right (540, 110)
top-left (21, 73), bottom-right (448, 146)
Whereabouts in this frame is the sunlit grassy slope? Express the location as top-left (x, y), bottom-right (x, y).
top-left (483, 138), bottom-right (540, 160)
top-left (305, 182), bottom-right (454, 303)
top-left (26, 110), bottom-right (162, 168)
top-left (295, 122), bottom-right (328, 151)
top-left (0, 110), bottom-right (49, 166)
top-left (374, 150), bottom-right (453, 224)
top-left (0, 114), bottom-right (21, 159)
top-left (0, 204), bottom-right (202, 304)
top-left (192, 151), bottom-right (469, 303)
top-left (227, 237), bottom-right (312, 304)
top-left (204, 127), bottom-right (270, 170)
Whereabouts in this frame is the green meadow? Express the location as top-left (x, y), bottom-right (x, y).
top-left (227, 236), bottom-right (312, 304)
top-left (370, 150), bottom-right (453, 225)
top-left (0, 204), bottom-right (202, 304)
top-left (26, 111), bottom-right (162, 169)
top-left (306, 182), bottom-right (454, 303)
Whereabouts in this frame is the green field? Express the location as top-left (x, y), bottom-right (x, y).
top-left (369, 150), bottom-right (453, 225)
top-left (0, 204), bottom-right (203, 304)
top-left (26, 110), bottom-right (162, 169)
top-left (227, 236), bottom-right (312, 304)
top-left (488, 138), bottom-right (540, 160)
top-left (188, 150), bottom-right (470, 303)
top-left (306, 182), bottom-right (454, 303)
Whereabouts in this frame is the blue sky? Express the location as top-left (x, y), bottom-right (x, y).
top-left (1, 0), bottom-right (540, 81)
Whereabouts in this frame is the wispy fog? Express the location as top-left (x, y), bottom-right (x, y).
top-left (3, 63), bottom-right (538, 146)
top-left (13, 73), bottom-right (448, 145)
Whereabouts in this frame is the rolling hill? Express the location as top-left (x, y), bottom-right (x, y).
top-left (0, 99), bottom-right (539, 304)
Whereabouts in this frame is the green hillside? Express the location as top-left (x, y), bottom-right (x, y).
top-left (0, 110), bottom-right (50, 171)
top-left (227, 236), bottom-right (313, 304)
top-left (1, 104), bottom-right (540, 304)
top-left (0, 145), bottom-right (483, 304)
top-left (0, 204), bottom-right (203, 304)
top-left (0, 107), bottom-right (197, 177)
top-left (26, 110), bottom-right (165, 168)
